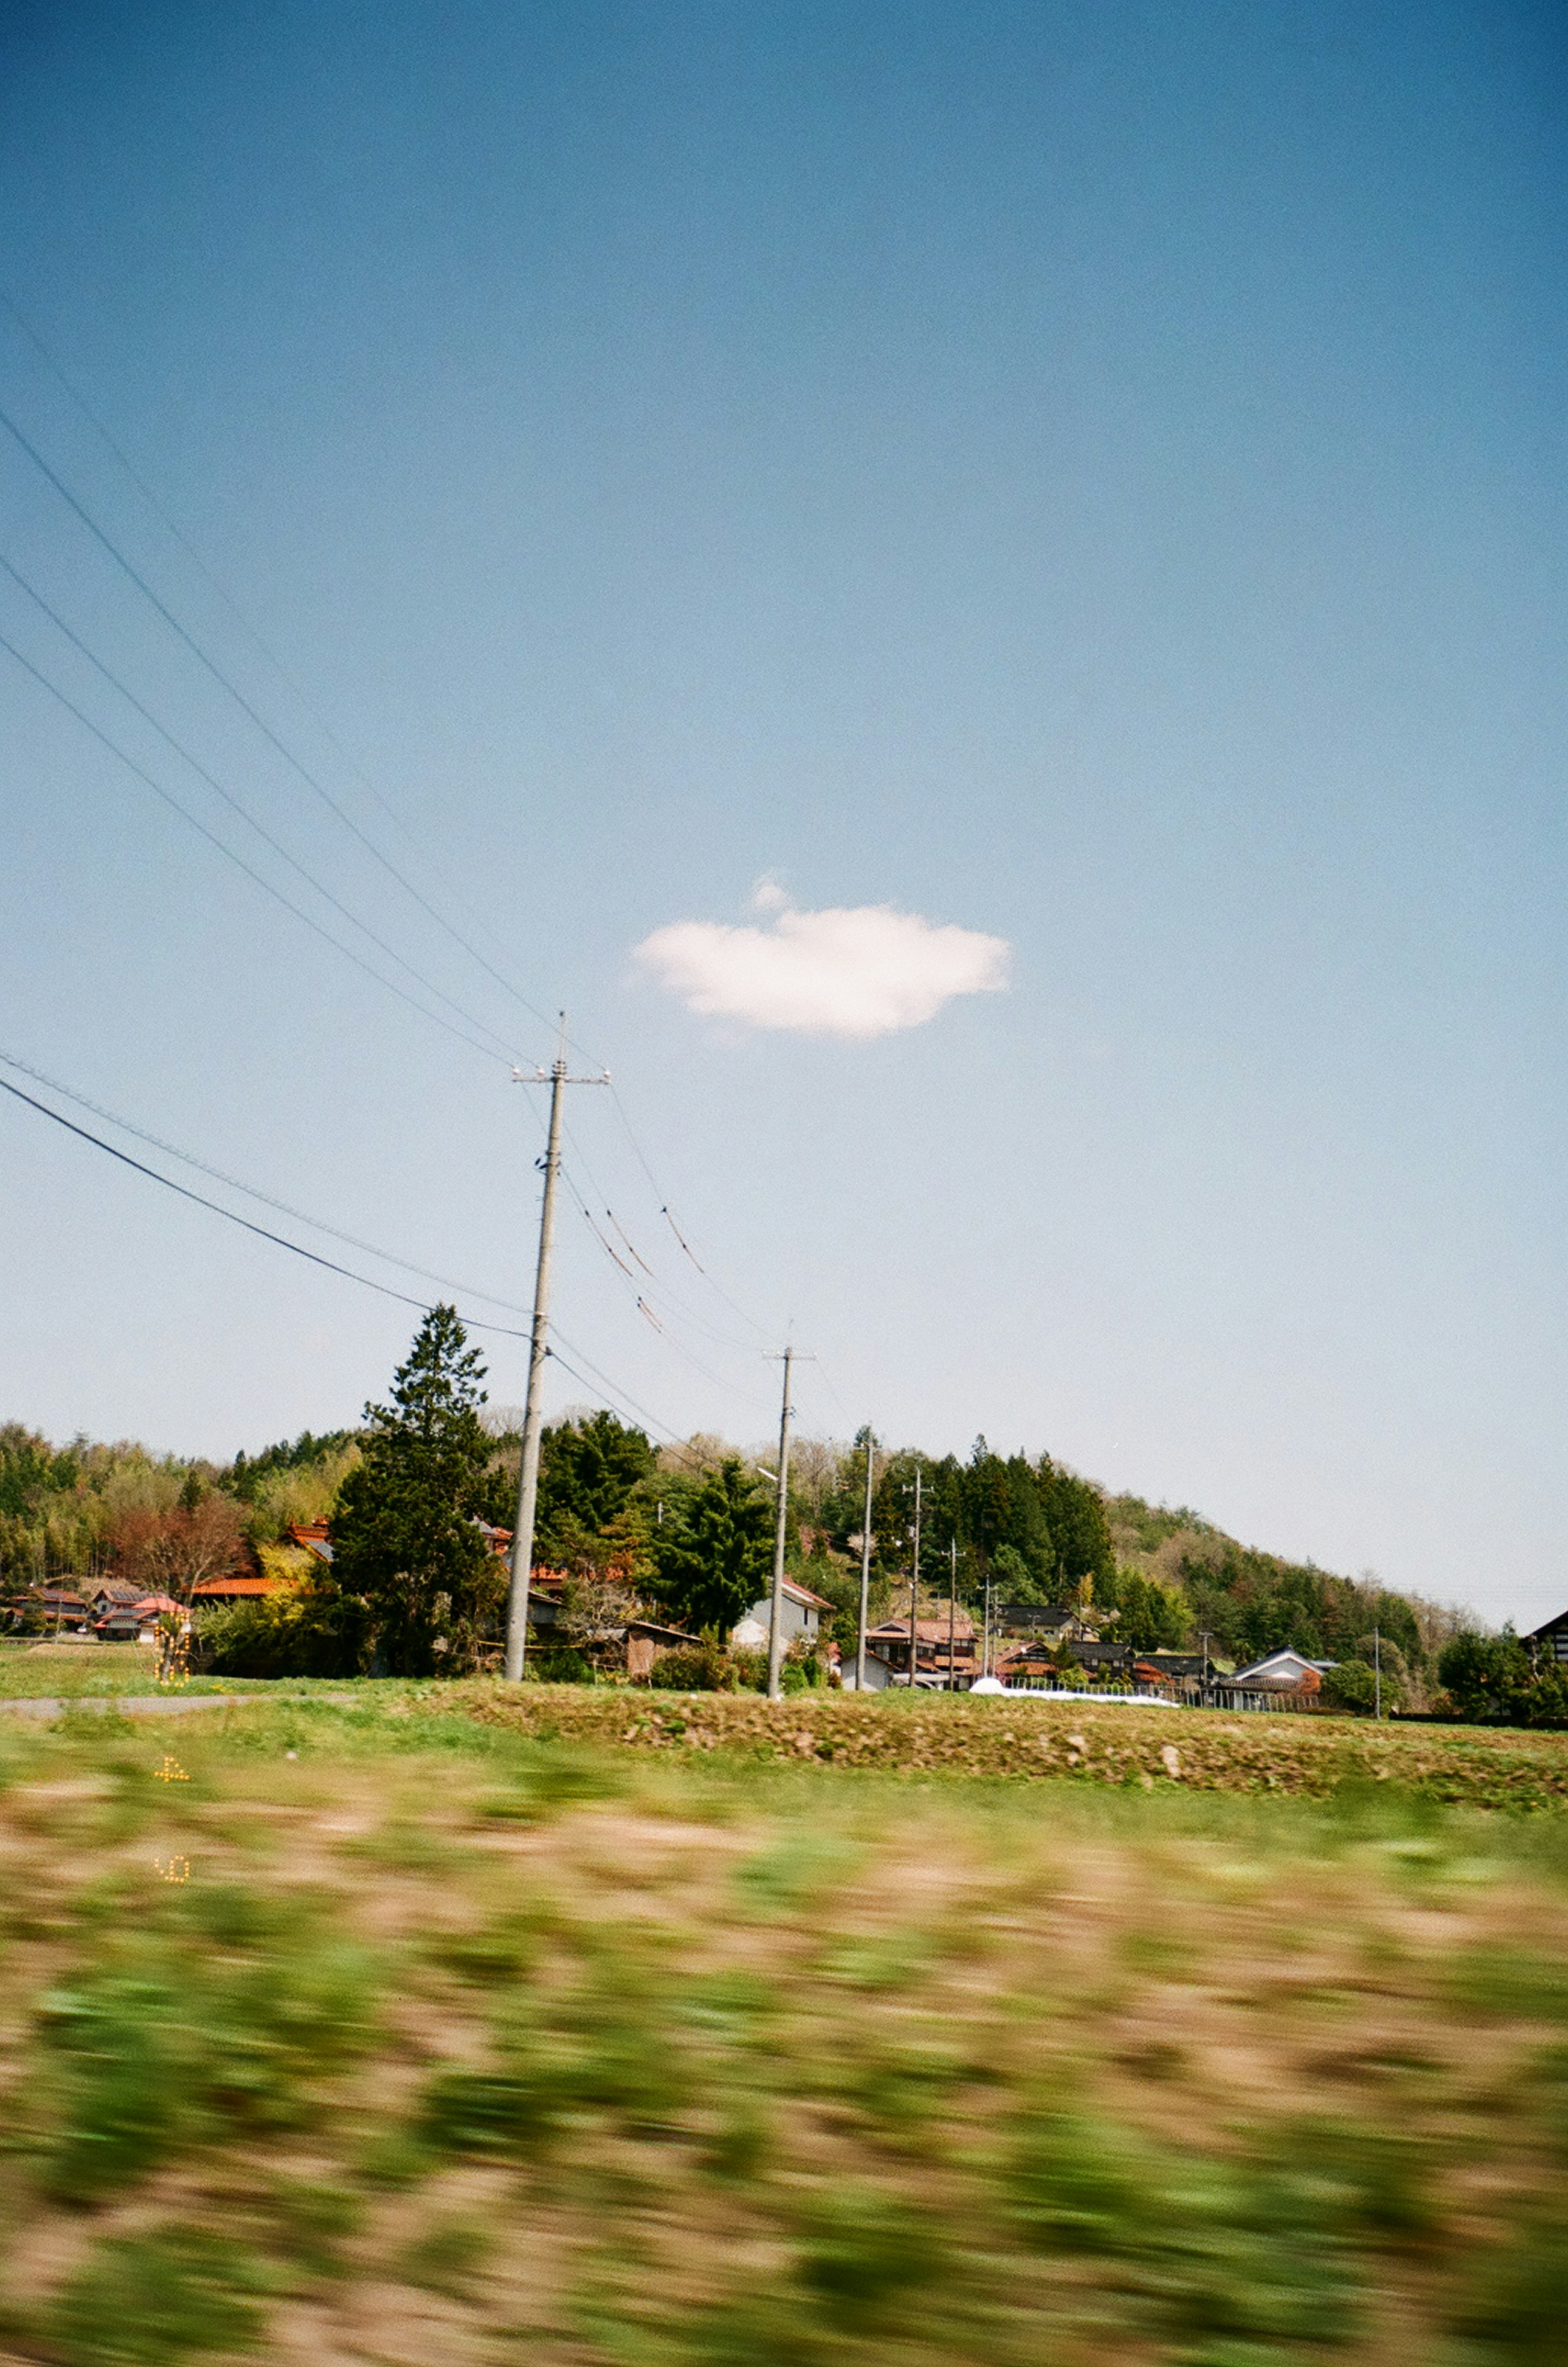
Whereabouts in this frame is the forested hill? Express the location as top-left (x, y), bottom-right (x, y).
top-left (2, 1412), bottom-right (1467, 1703)
top-left (1100, 1491), bottom-right (1468, 1683)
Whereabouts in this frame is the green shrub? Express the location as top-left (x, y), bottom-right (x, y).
top-left (796, 2181), bottom-right (941, 2321)
top-left (1007, 2107), bottom-right (1363, 2348)
top-left (196, 1583), bottom-right (369, 1679)
top-left (49, 2230), bottom-right (266, 2367)
top-left (530, 1647), bottom-right (596, 1684)
top-left (35, 1905), bottom-right (381, 2198)
top-left (37, 1976), bottom-right (191, 2198)
top-left (1320, 1662), bottom-right (1377, 1715)
top-left (398, 2213), bottom-right (491, 2296)
top-left (648, 1639), bottom-right (733, 1690)
top-left (1447, 2218), bottom-right (1568, 2361)
top-left (266, 2175), bottom-right (361, 2280)
top-left (648, 1641), bottom-right (771, 1690)
top-left (420, 2064), bottom-right (561, 2156)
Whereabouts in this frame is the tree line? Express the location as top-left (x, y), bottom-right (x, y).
top-left (2, 1307), bottom-right (1512, 1714)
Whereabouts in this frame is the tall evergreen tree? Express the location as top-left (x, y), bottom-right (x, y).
top-left (331, 1306), bottom-right (506, 1675)
top-left (651, 1458), bottom-right (773, 1637)
top-left (535, 1411), bottom-right (656, 1562)
top-left (1035, 1456), bottom-right (1115, 1596)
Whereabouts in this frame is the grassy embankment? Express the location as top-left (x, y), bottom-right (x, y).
top-left (7, 1654), bottom-right (1568, 1810)
top-left (4, 1689), bottom-right (1568, 2364)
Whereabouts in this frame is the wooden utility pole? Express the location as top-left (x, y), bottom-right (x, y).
top-left (504, 1033), bottom-right (608, 1683)
top-left (765, 1348), bottom-right (795, 1701)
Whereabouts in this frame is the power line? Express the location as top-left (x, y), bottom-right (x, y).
top-left (0, 316), bottom-right (741, 1254)
top-left (608, 1083), bottom-right (774, 1342)
top-left (0, 325), bottom-right (798, 1431)
top-left (0, 345), bottom-right (795, 1334)
top-left (0, 394), bottom-right (559, 1036)
top-left (559, 1111), bottom-right (766, 1356)
top-left (0, 550), bottom-right (524, 1063)
top-left (0, 625), bottom-right (510, 1067)
top-left (571, 1195), bottom-right (774, 1412)
top-left (0, 285), bottom-right (579, 1052)
top-left (0, 288), bottom-right (283, 666)
top-left (542, 1340), bottom-right (716, 1476)
top-left (0, 1048), bottom-right (533, 1315)
top-left (2, 1061), bottom-right (713, 1462)
top-left (0, 1070), bottom-right (530, 1338)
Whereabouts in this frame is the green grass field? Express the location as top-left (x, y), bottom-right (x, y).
top-left (4, 1687), bottom-right (1568, 2365)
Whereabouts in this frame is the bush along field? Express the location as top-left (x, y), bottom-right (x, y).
top-left (4, 1696), bottom-right (1568, 2363)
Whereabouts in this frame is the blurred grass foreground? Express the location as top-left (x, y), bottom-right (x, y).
top-left (4, 1690), bottom-right (1568, 2365)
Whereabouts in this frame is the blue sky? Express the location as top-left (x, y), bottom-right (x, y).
top-left (0, 1), bottom-right (1563, 1619)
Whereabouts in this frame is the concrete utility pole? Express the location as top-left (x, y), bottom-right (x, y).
top-left (906, 1469), bottom-right (922, 1687)
top-left (1373, 1625), bottom-right (1382, 1721)
top-left (765, 1348), bottom-right (795, 1701)
top-left (948, 1537), bottom-right (958, 1692)
top-left (504, 1032), bottom-right (609, 1684)
top-left (855, 1429), bottom-right (875, 1693)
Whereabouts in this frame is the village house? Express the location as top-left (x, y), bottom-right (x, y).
top-left (190, 1574), bottom-right (279, 1609)
top-left (90, 1578), bottom-right (146, 1618)
top-left (7, 1584), bottom-right (92, 1635)
top-left (1229, 1648), bottom-right (1332, 1693)
top-left (1525, 1609), bottom-right (1568, 1667)
top-left (850, 1609), bottom-right (978, 1689)
top-left (996, 1636), bottom-right (1138, 1687)
top-left (990, 1601), bottom-right (1102, 1645)
top-left (1131, 1651), bottom-right (1212, 1692)
top-left (731, 1576), bottom-right (835, 1654)
top-left (96, 1592), bottom-right (184, 1643)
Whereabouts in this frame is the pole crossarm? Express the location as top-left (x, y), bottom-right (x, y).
top-left (503, 1041), bottom-right (611, 1685)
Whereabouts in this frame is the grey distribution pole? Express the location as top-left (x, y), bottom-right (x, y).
top-left (504, 1035), bottom-right (609, 1684)
top-left (906, 1470), bottom-right (922, 1687)
top-left (948, 1537), bottom-right (958, 1692)
top-left (1373, 1625), bottom-right (1382, 1721)
top-left (765, 1348), bottom-right (795, 1702)
top-left (855, 1429), bottom-right (875, 1693)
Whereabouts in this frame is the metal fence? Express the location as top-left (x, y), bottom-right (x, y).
top-left (995, 1681), bottom-right (1310, 1714)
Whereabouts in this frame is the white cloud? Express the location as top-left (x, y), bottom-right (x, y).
top-left (634, 899), bottom-right (1010, 1038)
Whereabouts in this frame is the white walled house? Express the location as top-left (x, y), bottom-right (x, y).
top-left (1229, 1648), bottom-right (1335, 1690)
top-left (731, 1576), bottom-right (834, 1652)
